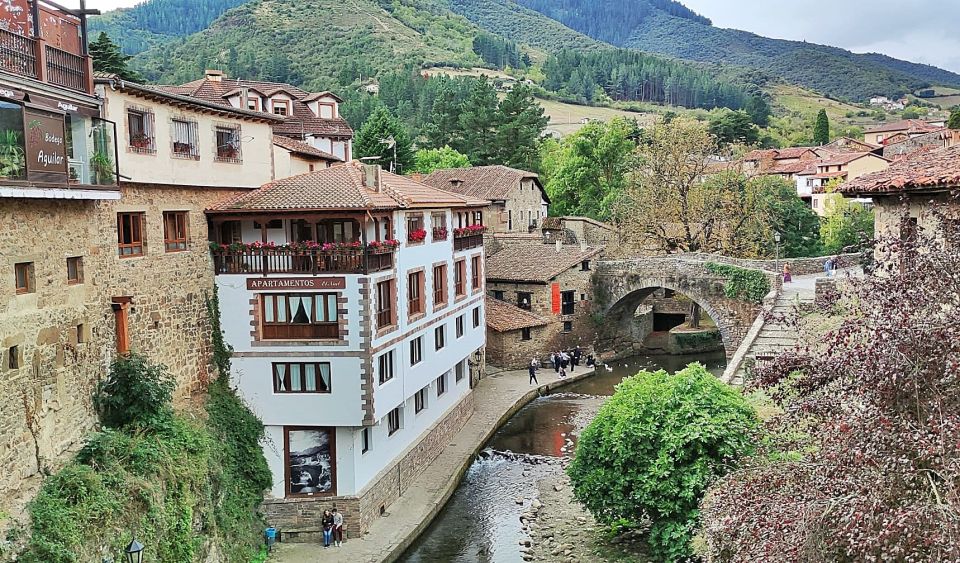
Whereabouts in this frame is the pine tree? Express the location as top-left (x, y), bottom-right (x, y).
top-left (457, 80), bottom-right (500, 165)
top-left (422, 80), bottom-right (462, 150)
top-left (494, 84), bottom-right (549, 170)
top-left (813, 109), bottom-right (830, 145)
top-left (88, 32), bottom-right (142, 81)
top-left (354, 106), bottom-right (414, 174)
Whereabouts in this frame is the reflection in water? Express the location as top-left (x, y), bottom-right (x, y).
top-left (400, 353), bottom-right (727, 563)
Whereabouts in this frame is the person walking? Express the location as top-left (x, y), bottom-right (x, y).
top-left (559, 366), bottom-right (567, 379)
top-left (560, 351), bottom-right (569, 370)
top-left (321, 510), bottom-right (334, 548)
top-left (551, 352), bottom-right (560, 373)
top-left (782, 263), bottom-right (792, 283)
top-left (823, 256), bottom-right (833, 277)
top-left (529, 358), bottom-right (539, 385)
top-left (332, 508), bottom-right (344, 547)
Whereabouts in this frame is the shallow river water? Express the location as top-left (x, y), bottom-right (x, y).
top-left (400, 352), bottom-right (727, 563)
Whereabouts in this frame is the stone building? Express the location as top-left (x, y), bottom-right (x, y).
top-left (421, 165), bottom-right (549, 234)
top-left (484, 297), bottom-right (550, 370)
top-left (484, 242), bottom-right (603, 367)
top-left (207, 161), bottom-right (488, 538)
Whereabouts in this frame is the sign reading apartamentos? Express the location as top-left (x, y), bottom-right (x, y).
top-left (246, 277), bottom-right (346, 290)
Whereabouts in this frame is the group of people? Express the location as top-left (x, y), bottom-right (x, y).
top-left (321, 508), bottom-right (344, 548)
top-left (528, 348), bottom-right (596, 384)
top-left (780, 256), bottom-right (842, 284)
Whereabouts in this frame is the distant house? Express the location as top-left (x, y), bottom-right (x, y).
top-left (272, 135), bottom-right (342, 178)
top-left (485, 297), bottom-right (551, 369)
top-left (882, 128), bottom-right (957, 160)
top-left (158, 69), bottom-right (354, 161)
top-left (863, 119), bottom-right (944, 145)
top-left (741, 147), bottom-right (820, 181)
top-left (808, 152), bottom-right (890, 216)
top-left (421, 165), bottom-right (550, 234)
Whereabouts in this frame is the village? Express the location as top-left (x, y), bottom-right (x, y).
top-left (0, 1), bottom-right (958, 562)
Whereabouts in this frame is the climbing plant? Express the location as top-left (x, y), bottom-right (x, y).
top-left (705, 263), bottom-right (771, 303)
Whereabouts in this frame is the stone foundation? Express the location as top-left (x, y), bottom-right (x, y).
top-left (262, 391), bottom-right (476, 541)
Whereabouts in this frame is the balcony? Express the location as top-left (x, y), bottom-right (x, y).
top-left (212, 243), bottom-right (396, 275)
top-left (453, 225), bottom-right (486, 252)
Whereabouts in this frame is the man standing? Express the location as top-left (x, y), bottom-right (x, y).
top-left (332, 508), bottom-right (344, 547)
top-left (529, 358), bottom-right (539, 385)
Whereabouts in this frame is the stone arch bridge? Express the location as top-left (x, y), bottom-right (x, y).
top-left (592, 255), bottom-right (792, 359)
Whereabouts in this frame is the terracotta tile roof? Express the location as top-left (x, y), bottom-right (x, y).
top-left (207, 161), bottom-right (488, 213)
top-left (421, 165), bottom-right (549, 204)
top-left (812, 170), bottom-right (848, 180)
top-left (159, 77), bottom-right (354, 139)
top-left (818, 151), bottom-right (886, 167)
top-left (769, 160), bottom-right (812, 174)
top-left (743, 147), bottom-right (816, 162)
top-left (485, 242), bottom-right (603, 283)
top-left (485, 297), bottom-right (550, 332)
top-left (272, 135), bottom-right (341, 161)
top-left (863, 119), bottom-right (942, 134)
top-left (838, 144), bottom-right (960, 195)
top-left (820, 137), bottom-right (881, 152)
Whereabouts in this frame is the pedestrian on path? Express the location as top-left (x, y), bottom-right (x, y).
top-left (823, 256), bottom-right (834, 277)
top-left (332, 508), bottom-right (344, 547)
top-left (560, 351), bottom-right (570, 370)
top-left (321, 510), bottom-right (334, 548)
top-left (529, 358), bottom-right (539, 385)
top-left (568, 349), bottom-right (575, 373)
top-left (551, 352), bottom-right (560, 373)
top-left (782, 263), bottom-right (792, 283)
top-left (559, 366), bottom-right (567, 379)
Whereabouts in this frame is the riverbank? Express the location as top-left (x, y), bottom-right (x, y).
top-left (271, 365), bottom-right (598, 563)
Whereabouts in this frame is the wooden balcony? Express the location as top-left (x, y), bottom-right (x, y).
top-left (0, 20), bottom-right (92, 93)
top-left (212, 247), bottom-right (395, 275)
top-left (453, 233), bottom-right (484, 252)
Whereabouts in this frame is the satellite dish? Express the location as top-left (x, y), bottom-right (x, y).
top-left (379, 136), bottom-right (396, 149)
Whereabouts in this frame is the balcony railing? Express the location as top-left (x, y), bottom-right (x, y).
top-left (212, 247), bottom-right (395, 275)
top-left (0, 28), bottom-right (37, 79)
top-left (45, 44), bottom-right (86, 92)
top-left (454, 233), bottom-right (484, 252)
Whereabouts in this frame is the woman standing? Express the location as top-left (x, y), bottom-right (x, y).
top-left (782, 263), bottom-right (792, 283)
top-left (321, 509), bottom-right (334, 548)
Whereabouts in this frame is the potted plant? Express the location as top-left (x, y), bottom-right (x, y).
top-left (408, 229), bottom-right (427, 243)
top-left (173, 141), bottom-right (193, 155)
top-left (432, 226), bottom-right (448, 240)
top-left (91, 151), bottom-right (114, 185)
top-left (218, 145), bottom-right (239, 159)
top-left (0, 130), bottom-right (25, 180)
top-left (130, 133), bottom-right (152, 149)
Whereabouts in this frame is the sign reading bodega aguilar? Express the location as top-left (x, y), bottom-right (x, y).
top-left (246, 277), bottom-right (346, 291)
top-left (24, 108), bottom-right (68, 183)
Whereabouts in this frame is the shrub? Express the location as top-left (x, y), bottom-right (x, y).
top-left (568, 363), bottom-right (758, 562)
top-left (705, 263), bottom-right (771, 303)
top-left (94, 353), bottom-right (175, 430)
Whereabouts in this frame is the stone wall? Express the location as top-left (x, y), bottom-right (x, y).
top-left (486, 324), bottom-right (549, 370)
top-left (262, 391), bottom-right (476, 540)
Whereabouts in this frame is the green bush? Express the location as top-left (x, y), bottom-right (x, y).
top-left (94, 353), bottom-right (175, 430)
top-left (705, 263), bottom-right (771, 303)
top-left (567, 363), bottom-right (758, 562)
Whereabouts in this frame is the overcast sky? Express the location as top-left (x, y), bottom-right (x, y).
top-left (69, 0), bottom-right (960, 74)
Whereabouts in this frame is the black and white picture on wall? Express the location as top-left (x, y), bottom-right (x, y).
top-left (287, 428), bottom-right (334, 495)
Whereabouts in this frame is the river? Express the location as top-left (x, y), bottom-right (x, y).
top-left (400, 352), bottom-right (727, 563)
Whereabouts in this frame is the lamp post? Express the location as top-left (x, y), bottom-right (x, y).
top-left (774, 232), bottom-right (782, 280)
top-left (125, 538), bottom-right (144, 563)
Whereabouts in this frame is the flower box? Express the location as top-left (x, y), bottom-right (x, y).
top-left (453, 224), bottom-right (487, 238)
top-left (408, 229), bottom-right (427, 243)
top-left (432, 227), bottom-right (448, 240)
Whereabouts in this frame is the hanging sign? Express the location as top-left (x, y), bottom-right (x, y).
top-left (24, 108), bottom-right (68, 183)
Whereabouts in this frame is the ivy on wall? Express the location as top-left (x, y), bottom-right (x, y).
top-left (705, 263), bottom-right (772, 304)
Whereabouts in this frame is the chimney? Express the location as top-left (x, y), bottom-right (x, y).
top-left (555, 239), bottom-right (562, 253)
top-left (205, 69), bottom-right (224, 82)
top-left (362, 163), bottom-right (381, 191)
top-left (449, 177), bottom-right (464, 190)
top-left (411, 172), bottom-right (423, 183)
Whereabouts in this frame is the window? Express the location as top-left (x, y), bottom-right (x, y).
top-left (563, 321), bottom-right (573, 333)
top-left (408, 271), bottom-right (424, 317)
top-left (14, 262), bottom-right (33, 294)
top-left (127, 108), bottom-right (155, 152)
top-left (388, 407), bottom-right (401, 435)
top-left (472, 307), bottom-right (481, 328)
top-left (117, 212), bottom-right (145, 257)
top-left (171, 118), bottom-right (200, 159)
top-left (66, 257), bottom-right (83, 284)
top-left (492, 290), bottom-right (504, 300)
top-left (455, 360), bottom-right (465, 382)
top-left (8, 346), bottom-right (18, 369)
top-left (378, 350), bottom-right (395, 385)
top-left (508, 209), bottom-right (512, 231)
top-left (76, 323), bottom-right (86, 344)
top-left (273, 99), bottom-right (290, 116)
top-left (561, 290), bottom-right (576, 315)
top-left (376, 279), bottom-right (395, 330)
top-left (215, 125), bottom-right (242, 162)
top-left (261, 293), bottom-right (339, 339)
top-left (407, 214), bottom-right (424, 243)
top-left (581, 260), bottom-right (591, 271)
top-left (410, 336), bottom-right (423, 366)
top-left (431, 212), bottom-right (447, 241)
top-left (273, 362), bottom-right (331, 393)
top-left (163, 211), bottom-right (189, 252)
top-left (434, 325), bottom-right (446, 350)
top-left (471, 255), bottom-right (481, 290)
top-left (361, 428), bottom-right (371, 454)
top-left (436, 373), bottom-right (447, 397)
top-left (456, 315), bottom-right (464, 338)
top-left (317, 102), bottom-right (335, 119)
top-left (433, 264), bottom-right (447, 307)
top-left (247, 97), bottom-right (260, 112)
top-left (517, 291), bottom-right (532, 311)
top-left (521, 327), bottom-right (532, 341)
top-left (415, 387), bottom-right (427, 413)
top-left (454, 260), bottom-right (466, 297)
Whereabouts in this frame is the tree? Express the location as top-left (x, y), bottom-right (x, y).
top-left (708, 109), bottom-right (759, 146)
top-left (819, 188), bottom-right (874, 254)
top-left (421, 78), bottom-right (463, 150)
top-left (754, 176), bottom-right (823, 257)
top-left (541, 118), bottom-right (637, 220)
top-left (568, 363), bottom-right (757, 562)
top-left (353, 106), bottom-right (413, 174)
top-left (410, 146), bottom-right (471, 174)
top-left (948, 106), bottom-right (960, 130)
top-left (493, 84), bottom-right (549, 170)
top-left (88, 32), bottom-right (142, 82)
top-left (457, 80), bottom-right (500, 165)
top-left (813, 108), bottom-right (830, 145)
top-left (901, 106), bottom-right (921, 119)
top-left (94, 353), bottom-right (174, 430)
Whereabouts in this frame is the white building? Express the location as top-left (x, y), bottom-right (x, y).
top-left (206, 161), bottom-right (488, 537)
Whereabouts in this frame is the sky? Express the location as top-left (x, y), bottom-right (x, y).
top-left (66, 0), bottom-right (960, 75)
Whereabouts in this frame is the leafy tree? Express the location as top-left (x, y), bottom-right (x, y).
top-left (93, 353), bottom-right (175, 430)
top-left (457, 79), bottom-right (500, 165)
top-left (541, 117), bottom-right (637, 219)
top-left (754, 176), bottom-right (823, 257)
top-left (819, 188), bottom-right (874, 254)
top-left (354, 106), bottom-right (413, 174)
top-left (813, 108), bottom-right (830, 145)
top-left (708, 109), bottom-right (759, 146)
top-left (493, 84), bottom-right (549, 170)
top-left (410, 146), bottom-right (470, 174)
top-left (901, 106), bottom-right (921, 119)
top-left (948, 106), bottom-right (960, 130)
top-left (88, 32), bottom-right (143, 81)
top-left (568, 363), bottom-right (757, 562)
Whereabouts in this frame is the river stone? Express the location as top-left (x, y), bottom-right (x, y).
top-left (554, 484), bottom-right (562, 491)
top-left (516, 496), bottom-right (525, 504)
top-left (531, 499), bottom-right (543, 510)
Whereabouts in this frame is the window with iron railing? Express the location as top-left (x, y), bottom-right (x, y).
top-left (215, 124), bottom-right (242, 163)
top-left (127, 108), bottom-right (155, 153)
top-left (261, 293), bottom-right (339, 340)
top-left (171, 118), bottom-right (200, 159)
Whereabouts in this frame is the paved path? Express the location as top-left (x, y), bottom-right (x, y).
top-left (270, 364), bottom-right (597, 563)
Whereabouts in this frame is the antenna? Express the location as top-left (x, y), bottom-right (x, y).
top-left (379, 136), bottom-right (397, 173)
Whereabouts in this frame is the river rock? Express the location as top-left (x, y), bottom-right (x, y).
top-left (516, 496), bottom-right (525, 504)
top-left (554, 484), bottom-right (562, 492)
top-left (531, 499), bottom-right (543, 510)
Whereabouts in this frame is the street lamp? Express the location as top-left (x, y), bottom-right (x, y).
top-left (125, 538), bottom-right (144, 563)
top-left (774, 232), bottom-right (782, 279)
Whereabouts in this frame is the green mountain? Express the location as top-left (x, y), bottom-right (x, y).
top-left (510, 0), bottom-right (960, 101)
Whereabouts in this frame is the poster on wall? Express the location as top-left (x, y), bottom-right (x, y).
top-left (24, 107), bottom-right (68, 183)
top-left (286, 428), bottom-right (334, 495)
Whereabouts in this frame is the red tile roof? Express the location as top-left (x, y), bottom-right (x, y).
top-left (207, 161), bottom-right (488, 213)
top-left (863, 119), bottom-right (942, 135)
top-left (812, 171), bottom-right (848, 180)
top-left (743, 147), bottom-right (817, 162)
top-left (421, 165), bottom-right (549, 203)
top-left (818, 151), bottom-right (887, 167)
top-left (485, 298), bottom-right (550, 332)
top-left (272, 135), bottom-right (341, 162)
top-left (838, 144), bottom-right (960, 195)
top-left (485, 242), bottom-right (603, 283)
